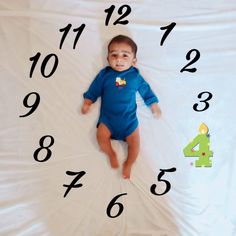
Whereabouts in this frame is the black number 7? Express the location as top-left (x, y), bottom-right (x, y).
top-left (150, 167), bottom-right (177, 196)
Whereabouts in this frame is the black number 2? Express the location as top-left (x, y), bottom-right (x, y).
top-left (180, 49), bottom-right (200, 73)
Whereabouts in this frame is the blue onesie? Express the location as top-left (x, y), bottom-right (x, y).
top-left (83, 66), bottom-right (159, 140)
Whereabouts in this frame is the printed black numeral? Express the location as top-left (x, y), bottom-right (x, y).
top-left (104, 5), bottom-right (131, 26)
top-left (63, 171), bottom-right (86, 198)
top-left (29, 52), bottom-right (59, 78)
top-left (180, 49), bottom-right (200, 73)
top-left (160, 22), bottom-right (176, 46)
top-left (106, 193), bottom-right (127, 218)
top-left (19, 92), bottom-right (40, 117)
top-left (150, 167), bottom-right (177, 196)
top-left (193, 91), bottom-right (213, 112)
top-left (34, 135), bottom-right (54, 162)
top-left (59, 23), bottom-right (86, 49)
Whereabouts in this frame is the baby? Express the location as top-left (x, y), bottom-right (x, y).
top-left (82, 35), bottom-right (161, 179)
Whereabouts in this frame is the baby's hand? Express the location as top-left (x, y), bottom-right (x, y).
top-left (81, 104), bottom-right (90, 114)
top-left (150, 103), bottom-right (162, 119)
top-left (153, 109), bottom-right (161, 119)
top-left (81, 99), bottom-right (93, 114)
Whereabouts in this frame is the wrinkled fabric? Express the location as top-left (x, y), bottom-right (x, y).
top-left (0, 1), bottom-right (236, 235)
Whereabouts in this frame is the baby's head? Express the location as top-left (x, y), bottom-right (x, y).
top-left (107, 35), bottom-right (137, 72)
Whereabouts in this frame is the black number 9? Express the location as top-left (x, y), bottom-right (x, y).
top-left (19, 92), bottom-right (40, 117)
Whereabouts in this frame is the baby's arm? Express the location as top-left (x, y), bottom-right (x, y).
top-left (81, 98), bottom-right (93, 114)
top-left (150, 102), bottom-right (161, 119)
top-left (138, 75), bottom-right (161, 118)
top-left (82, 68), bottom-right (106, 114)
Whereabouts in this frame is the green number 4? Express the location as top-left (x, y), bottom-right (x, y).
top-left (183, 123), bottom-right (213, 167)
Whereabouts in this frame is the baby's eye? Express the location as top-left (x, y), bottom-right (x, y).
top-left (123, 54), bottom-right (128, 58)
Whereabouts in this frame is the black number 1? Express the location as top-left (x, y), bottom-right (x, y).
top-left (160, 22), bottom-right (176, 46)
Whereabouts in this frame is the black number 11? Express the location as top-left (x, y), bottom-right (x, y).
top-left (59, 23), bottom-right (86, 49)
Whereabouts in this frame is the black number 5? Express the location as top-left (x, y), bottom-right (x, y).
top-left (150, 167), bottom-right (176, 196)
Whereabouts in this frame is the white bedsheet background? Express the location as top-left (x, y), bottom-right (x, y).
top-left (1, 1), bottom-right (236, 235)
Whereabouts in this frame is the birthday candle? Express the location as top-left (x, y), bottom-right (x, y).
top-left (183, 123), bottom-right (213, 167)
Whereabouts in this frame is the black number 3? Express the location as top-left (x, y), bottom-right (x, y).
top-left (193, 91), bottom-right (213, 112)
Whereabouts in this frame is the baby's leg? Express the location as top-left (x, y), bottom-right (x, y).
top-left (123, 127), bottom-right (140, 179)
top-left (97, 123), bottom-right (119, 168)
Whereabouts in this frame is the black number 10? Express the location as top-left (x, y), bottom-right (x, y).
top-left (29, 52), bottom-right (58, 78)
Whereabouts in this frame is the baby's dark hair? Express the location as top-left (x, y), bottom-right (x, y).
top-left (108, 35), bottom-right (137, 57)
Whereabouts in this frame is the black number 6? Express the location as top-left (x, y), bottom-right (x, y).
top-left (106, 193), bottom-right (127, 218)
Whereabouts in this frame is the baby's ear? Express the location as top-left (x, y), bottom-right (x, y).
top-left (132, 58), bottom-right (137, 65)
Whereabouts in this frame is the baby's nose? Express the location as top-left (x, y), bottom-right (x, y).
top-left (116, 56), bottom-right (122, 62)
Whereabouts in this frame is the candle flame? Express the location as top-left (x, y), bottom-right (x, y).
top-left (199, 123), bottom-right (208, 134)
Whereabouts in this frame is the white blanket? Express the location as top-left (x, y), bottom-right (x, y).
top-left (1, 1), bottom-right (236, 235)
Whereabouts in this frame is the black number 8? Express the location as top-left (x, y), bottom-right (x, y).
top-left (34, 135), bottom-right (54, 162)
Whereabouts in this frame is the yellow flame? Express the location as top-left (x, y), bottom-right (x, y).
top-left (199, 123), bottom-right (208, 134)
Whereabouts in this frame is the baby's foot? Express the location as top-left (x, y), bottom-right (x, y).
top-left (122, 161), bottom-right (132, 179)
top-left (109, 152), bottom-right (119, 169)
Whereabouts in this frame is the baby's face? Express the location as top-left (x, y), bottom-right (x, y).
top-left (107, 42), bottom-right (137, 72)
